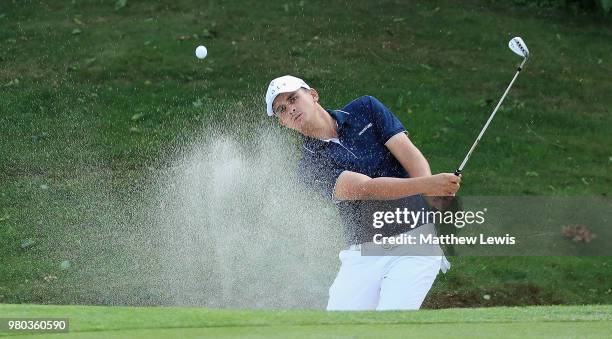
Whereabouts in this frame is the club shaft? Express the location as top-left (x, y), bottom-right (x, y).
top-left (456, 58), bottom-right (527, 174)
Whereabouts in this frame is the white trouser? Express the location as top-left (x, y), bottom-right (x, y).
top-left (326, 224), bottom-right (450, 311)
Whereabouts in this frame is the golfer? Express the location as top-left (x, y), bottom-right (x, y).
top-left (265, 75), bottom-right (460, 311)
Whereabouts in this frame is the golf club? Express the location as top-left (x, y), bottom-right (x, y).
top-left (454, 37), bottom-right (530, 176)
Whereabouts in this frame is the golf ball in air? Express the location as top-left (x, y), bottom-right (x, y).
top-left (195, 45), bottom-right (208, 59)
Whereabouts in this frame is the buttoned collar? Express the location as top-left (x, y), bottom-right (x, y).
top-left (302, 109), bottom-right (350, 151)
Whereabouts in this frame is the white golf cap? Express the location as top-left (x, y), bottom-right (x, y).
top-left (265, 75), bottom-right (311, 116)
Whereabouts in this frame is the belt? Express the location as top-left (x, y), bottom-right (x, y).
top-left (347, 223), bottom-right (438, 252)
top-left (349, 242), bottom-right (396, 251)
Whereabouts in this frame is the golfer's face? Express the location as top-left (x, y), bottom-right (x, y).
top-left (272, 89), bottom-right (315, 131)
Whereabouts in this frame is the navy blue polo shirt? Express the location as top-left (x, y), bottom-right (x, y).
top-left (297, 95), bottom-right (430, 245)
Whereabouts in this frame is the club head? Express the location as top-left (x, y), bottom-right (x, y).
top-left (509, 37), bottom-right (529, 59)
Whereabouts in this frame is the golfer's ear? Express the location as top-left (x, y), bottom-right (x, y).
top-left (310, 88), bottom-right (319, 102)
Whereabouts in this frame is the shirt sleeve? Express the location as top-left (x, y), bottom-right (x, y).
top-left (364, 96), bottom-right (407, 143)
top-left (297, 152), bottom-right (345, 201)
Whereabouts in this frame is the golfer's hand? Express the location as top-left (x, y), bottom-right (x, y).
top-left (424, 173), bottom-right (461, 196)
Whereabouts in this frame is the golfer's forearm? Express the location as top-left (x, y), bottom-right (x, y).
top-left (406, 157), bottom-right (432, 178)
top-left (358, 176), bottom-right (429, 200)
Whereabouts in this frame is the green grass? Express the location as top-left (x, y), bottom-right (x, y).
top-left (0, 0), bottom-right (611, 308)
top-left (0, 304), bottom-right (611, 338)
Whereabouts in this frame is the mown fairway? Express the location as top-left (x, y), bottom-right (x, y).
top-left (0, 304), bottom-right (611, 338)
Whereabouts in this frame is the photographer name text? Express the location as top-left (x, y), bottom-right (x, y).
top-left (373, 233), bottom-right (516, 245)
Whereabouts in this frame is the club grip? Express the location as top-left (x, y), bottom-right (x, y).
top-left (454, 169), bottom-right (462, 177)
